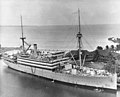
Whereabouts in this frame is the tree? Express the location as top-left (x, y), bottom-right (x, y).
top-left (116, 45), bottom-right (120, 51)
top-left (103, 59), bottom-right (116, 73)
top-left (105, 45), bottom-right (109, 50)
top-left (111, 45), bottom-right (114, 51)
top-left (97, 46), bottom-right (103, 50)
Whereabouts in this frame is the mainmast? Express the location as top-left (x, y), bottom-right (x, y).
top-left (20, 15), bottom-right (26, 53)
top-left (77, 8), bottom-right (82, 70)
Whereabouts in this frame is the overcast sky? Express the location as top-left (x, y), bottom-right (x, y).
top-left (1, 0), bottom-right (120, 25)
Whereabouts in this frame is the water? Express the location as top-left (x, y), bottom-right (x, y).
top-left (0, 59), bottom-right (119, 97)
top-left (1, 24), bottom-right (120, 51)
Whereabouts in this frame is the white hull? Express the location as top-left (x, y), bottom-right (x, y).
top-left (4, 60), bottom-right (117, 90)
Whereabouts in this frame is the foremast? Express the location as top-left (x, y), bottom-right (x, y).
top-left (77, 9), bottom-right (82, 70)
top-left (20, 15), bottom-right (26, 54)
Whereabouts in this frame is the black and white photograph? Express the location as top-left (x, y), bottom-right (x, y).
top-left (0, 0), bottom-right (120, 97)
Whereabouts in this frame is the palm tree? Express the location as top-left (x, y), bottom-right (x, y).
top-left (97, 46), bottom-right (103, 50)
top-left (105, 45), bottom-right (109, 50)
top-left (111, 45), bottom-right (114, 51)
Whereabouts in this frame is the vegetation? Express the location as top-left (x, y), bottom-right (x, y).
top-left (103, 59), bottom-right (116, 73)
top-left (97, 46), bottom-right (103, 50)
top-left (105, 45), bottom-right (109, 50)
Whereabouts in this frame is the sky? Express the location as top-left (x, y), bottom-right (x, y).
top-left (1, 0), bottom-right (120, 25)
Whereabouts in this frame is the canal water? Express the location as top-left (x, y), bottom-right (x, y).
top-left (0, 59), bottom-right (120, 97)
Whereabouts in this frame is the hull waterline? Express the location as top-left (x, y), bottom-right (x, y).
top-left (4, 60), bottom-right (117, 90)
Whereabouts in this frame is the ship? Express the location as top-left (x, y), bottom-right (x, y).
top-left (3, 9), bottom-right (117, 90)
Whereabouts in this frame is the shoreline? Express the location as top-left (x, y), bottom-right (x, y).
top-left (0, 47), bottom-right (19, 54)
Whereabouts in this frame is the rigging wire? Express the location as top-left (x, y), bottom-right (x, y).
top-left (66, 35), bottom-right (76, 50)
top-left (62, 28), bottom-right (74, 49)
top-left (61, 12), bottom-right (78, 50)
top-left (79, 14), bottom-right (95, 50)
top-left (82, 37), bottom-right (93, 50)
top-left (70, 51), bottom-right (77, 66)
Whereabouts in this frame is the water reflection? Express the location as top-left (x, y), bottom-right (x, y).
top-left (0, 59), bottom-right (118, 97)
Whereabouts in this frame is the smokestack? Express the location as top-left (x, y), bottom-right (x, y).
top-left (33, 44), bottom-right (37, 56)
